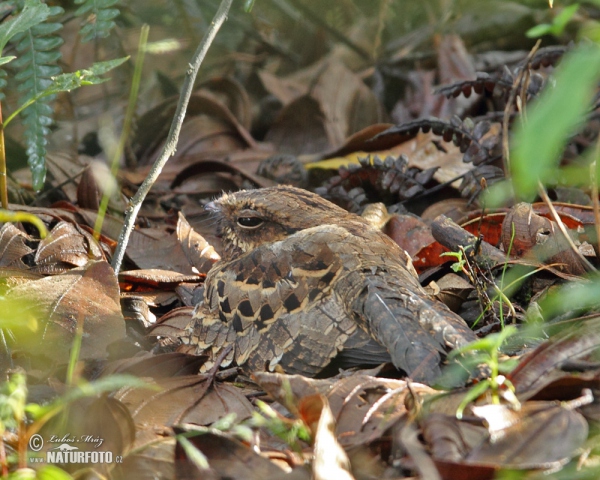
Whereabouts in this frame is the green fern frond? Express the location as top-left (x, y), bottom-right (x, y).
top-left (74, 0), bottom-right (120, 43)
top-left (11, 2), bottom-right (64, 191)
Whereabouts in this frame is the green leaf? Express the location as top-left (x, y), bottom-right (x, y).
top-left (74, 0), bottom-right (121, 43)
top-left (511, 44), bottom-right (600, 200)
top-left (0, 0), bottom-right (50, 55)
top-left (526, 23), bottom-right (553, 38)
top-left (526, 4), bottom-right (580, 38)
top-left (0, 55), bottom-right (16, 66)
top-left (177, 436), bottom-right (210, 470)
top-left (4, 57), bottom-right (128, 132)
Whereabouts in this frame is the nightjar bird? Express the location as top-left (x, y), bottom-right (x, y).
top-left (182, 186), bottom-right (477, 383)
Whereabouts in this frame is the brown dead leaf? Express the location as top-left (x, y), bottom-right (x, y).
top-left (430, 273), bottom-right (474, 313)
top-left (509, 316), bottom-right (600, 400)
top-left (266, 61), bottom-right (385, 154)
top-left (115, 375), bottom-right (254, 427)
top-left (39, 396), bottom-right (136, 475)
top-left (119, 269), bottom-right (202, 289)
top-left (502, 202), bottom-right (588, 276)
top-left (150, 306), bottom-right (195, 343)
top-left (125, 227), bottom-right (199, 275)
top-left (384, 213), bottom-right (435, 258)
top-left (112, 434), bottom-right (175, 480)
top-left (0, 223), bottom-right (33, 268)
top-left (133, 91), bottom-right (256, 167)
top-left (468, 400), bottom-right (588, 469)
top-left (33, 221), bottom-right (104, 274)
top-left (253, 372), bottom-right (436, 448)
top-left (6, 260), bottom-right (125, 363)
top-left (265, 95), bottom-right (331, 155)
top-left (104, 352), bottom-right (206, 378)
top-left (174, 429), bottom-right (298, 480)
top-left (303, 395), bottom-right (355, 480)
top-left (199, 77), bottom-right (254, 131)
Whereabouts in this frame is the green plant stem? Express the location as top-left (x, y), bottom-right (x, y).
top-left (65, 312), bottom-right (84, 387)
top-left (0, 102), bottom-right (7, 209)
top-left (111, 0), bottom-right (234, 274)
top-left (0, 209), bottom-right (47, 238)
top-left (94, 24), bottom-right (149, 241)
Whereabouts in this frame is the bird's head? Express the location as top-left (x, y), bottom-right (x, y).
top-left (206, 186), bottom-right (353, 259)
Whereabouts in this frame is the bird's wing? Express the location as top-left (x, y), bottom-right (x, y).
top-left (345, 263), bottom-right (477, 383)
top-left (186, 225), bottom-right (359, 375)
top-left (314, 230), bottom-right (478, 384)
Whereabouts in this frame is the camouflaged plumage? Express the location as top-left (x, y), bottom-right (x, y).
top-left (183, 186), bottom-right (477, 382)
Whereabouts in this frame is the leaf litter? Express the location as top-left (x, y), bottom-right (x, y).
top-left (2, 1), bottom-right (600, 479)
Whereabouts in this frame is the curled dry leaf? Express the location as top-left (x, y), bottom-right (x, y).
top-left (121, 294), bottom-right (156, 329)
top-left (103, 351), bottom-right (206, 378)
top-left (501, 202), bottom-right (588, 275)
top-left (119, 269), bottom-right (202, 289)
top-left (0, 223), bottom-right (34, 268)
top-left (430, 273), bottom-right (474, 313)
top-left (150, 306), bottom-right (195, 345)
top-left (6, 260), bottom-right (125, 363)
top-left (132, 91), bottom-right (256, 167)
top-left (423, 396), bottom-right (589, 477)
top-left (303, 395), bottom-right (355, 480)
top-left (177, 211), bottom-right (220, 274)
top-left (33, 220), bottom-right (104, 274)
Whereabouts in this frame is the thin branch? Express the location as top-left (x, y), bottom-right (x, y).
top-left (502, 39), bottom-right (541, 176)
top-left (537, 180), bottom-right (597, 273)
top-left (111, 0), bottom-right (234, 274)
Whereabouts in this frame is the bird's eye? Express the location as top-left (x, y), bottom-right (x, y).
top-left (237, 216), bottom-right (264, 229)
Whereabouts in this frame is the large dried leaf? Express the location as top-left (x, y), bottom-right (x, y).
top-left (6, 260), bottom-right (125, 363)
top-left (115, 375), bottom-right (255, 427)
top-left (265, 95), bottom-right (331, 154)
top-left (103, 352), bottom-right (206, 378)
top-left (133, 92), bottom-right (256, 166)
top-left (39, 396), bottom-right (136, 474)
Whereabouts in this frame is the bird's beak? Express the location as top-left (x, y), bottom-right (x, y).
top-left (205, 201), bottom-right (219, 213)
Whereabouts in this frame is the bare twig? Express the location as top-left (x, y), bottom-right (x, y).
top-left (94, 24), bottom-right (149, 241)
top-left (502, 39), bottom-right (541, 176)
top-left (111, 0), bottom-right (234, 274)
top-left (537, 180), bottom-right (597, 273)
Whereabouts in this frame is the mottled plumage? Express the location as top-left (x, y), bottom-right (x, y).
top-left (183, 186), bottom-right (476, 382)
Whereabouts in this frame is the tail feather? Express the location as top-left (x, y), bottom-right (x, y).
top-left (352, 276), bottom-right (476, 383)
